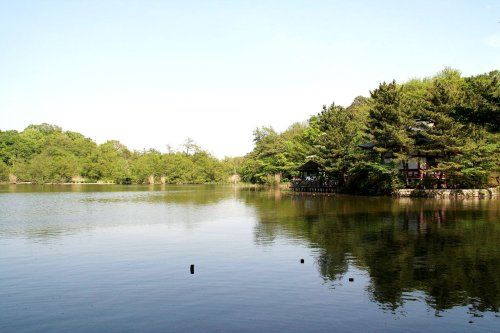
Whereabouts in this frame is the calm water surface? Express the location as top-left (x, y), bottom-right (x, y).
top-left (0, 184), bottom-right (498, 332)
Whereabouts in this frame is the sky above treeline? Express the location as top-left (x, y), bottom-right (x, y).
top-left (0, 0), bottom-right (499, 157)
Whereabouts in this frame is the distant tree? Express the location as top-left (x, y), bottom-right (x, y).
top-left (0, 160), bottom-right (9, 181)
top-left (131, 149), bottom-right (163, 183)
top-left (182, 138), bottom-right (201, 155)
top-left (87, 141), bottom-right (132, 184)
top-left (0, 130), bottom-right (21, 165)
top-left (22, 147), bottom-right (79, 183)
top-left (346, 95), bottom-right (371, 123)
top-left (163, 153), bottom-right (196, 183)
top-left (240, 127), bottom-right (284, 183)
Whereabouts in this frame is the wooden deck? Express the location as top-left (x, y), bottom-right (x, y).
top-left (402, 169), bottom-right (445, 180)
top-left (290, 180), bottom-right (338, 193)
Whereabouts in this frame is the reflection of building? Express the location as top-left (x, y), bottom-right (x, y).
top-left (248, 192), bottom-right (498, 314)
top-left (404, 205), bottom-right (447, 234)
top-left (291, 160), bottom-right (337, 193)
top-left (359, 121), bottom-right (447, 188)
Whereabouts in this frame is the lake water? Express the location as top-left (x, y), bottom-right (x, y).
top-left (0, 185), bottom-right (498, 332)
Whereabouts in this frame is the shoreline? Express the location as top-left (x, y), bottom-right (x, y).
top-left (0, 181), bottom-right (269, 188)
top-left (1, 182), bottom-right (498, 199)
top-left (394, 187), bottom-right (498, 198)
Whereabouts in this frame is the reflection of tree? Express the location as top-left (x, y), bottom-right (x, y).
top-left (143, 185), bottom-right (235, 205)
top-left (0, 185), bottom-right (237, 241)
top-left (243, 190), bottom-right (500, 313)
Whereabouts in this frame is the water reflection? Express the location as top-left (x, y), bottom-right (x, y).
top-left (244, 191), bottom-right (499, 314)
top-left (0, 185), bottom-right (240, 242)
top-left (1, 184), bottom-right (498, 319)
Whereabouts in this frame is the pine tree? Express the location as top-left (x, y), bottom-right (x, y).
top-left (314, 102), bottom-right (364, 185)
top-left (368, 81), bottom-right (414, 163)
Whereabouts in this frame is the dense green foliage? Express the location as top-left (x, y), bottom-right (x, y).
top-left (240, 68), bottom-right (499, 190)
top-left (0, 124), bottom-right (233, 184)
top-left (1, 68), bottom-right (498, 189)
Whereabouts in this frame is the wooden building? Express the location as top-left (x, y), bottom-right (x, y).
top-left (398, 155), bottom-right (445, 187)
top-left (359, 121), bottom-right (447, 188)
top-left (291, 160), bottom-right (337, 193)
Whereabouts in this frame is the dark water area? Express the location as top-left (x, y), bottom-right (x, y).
top-left (0, 184), bottom-right (498, 332)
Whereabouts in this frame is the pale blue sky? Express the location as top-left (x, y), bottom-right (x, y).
top-left (0, 0), bottom-right (498, 156)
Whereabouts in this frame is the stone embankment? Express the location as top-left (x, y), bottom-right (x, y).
top-left (395, 187), bottom-right (498, 198)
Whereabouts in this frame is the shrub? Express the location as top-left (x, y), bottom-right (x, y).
top-left (450, 168), bottom-right (489, 188)
top-left (0, 161), bottom-right (9, 182)
top-left (344, 162), bottom-right (402, 195)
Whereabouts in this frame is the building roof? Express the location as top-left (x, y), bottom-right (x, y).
top-left (298, 160), bottom-right (325, 172)
top-left (409, 120), bottom-right (435, 132)
top-left (358, 142), bottom-right (375, 149)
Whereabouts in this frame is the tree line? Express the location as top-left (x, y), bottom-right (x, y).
top-left (239, 68), bottom-right (499, 193)
top-left (0, 124), bottom-right (238, 184)
top-left (1, 68), bottom-right (498, 189)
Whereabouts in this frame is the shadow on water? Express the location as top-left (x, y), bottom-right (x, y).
top-left (242, 189), bottom-right (500, 315)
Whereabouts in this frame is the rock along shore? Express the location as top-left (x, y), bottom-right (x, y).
top-left (394, 187), bottom-right (498, 198)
